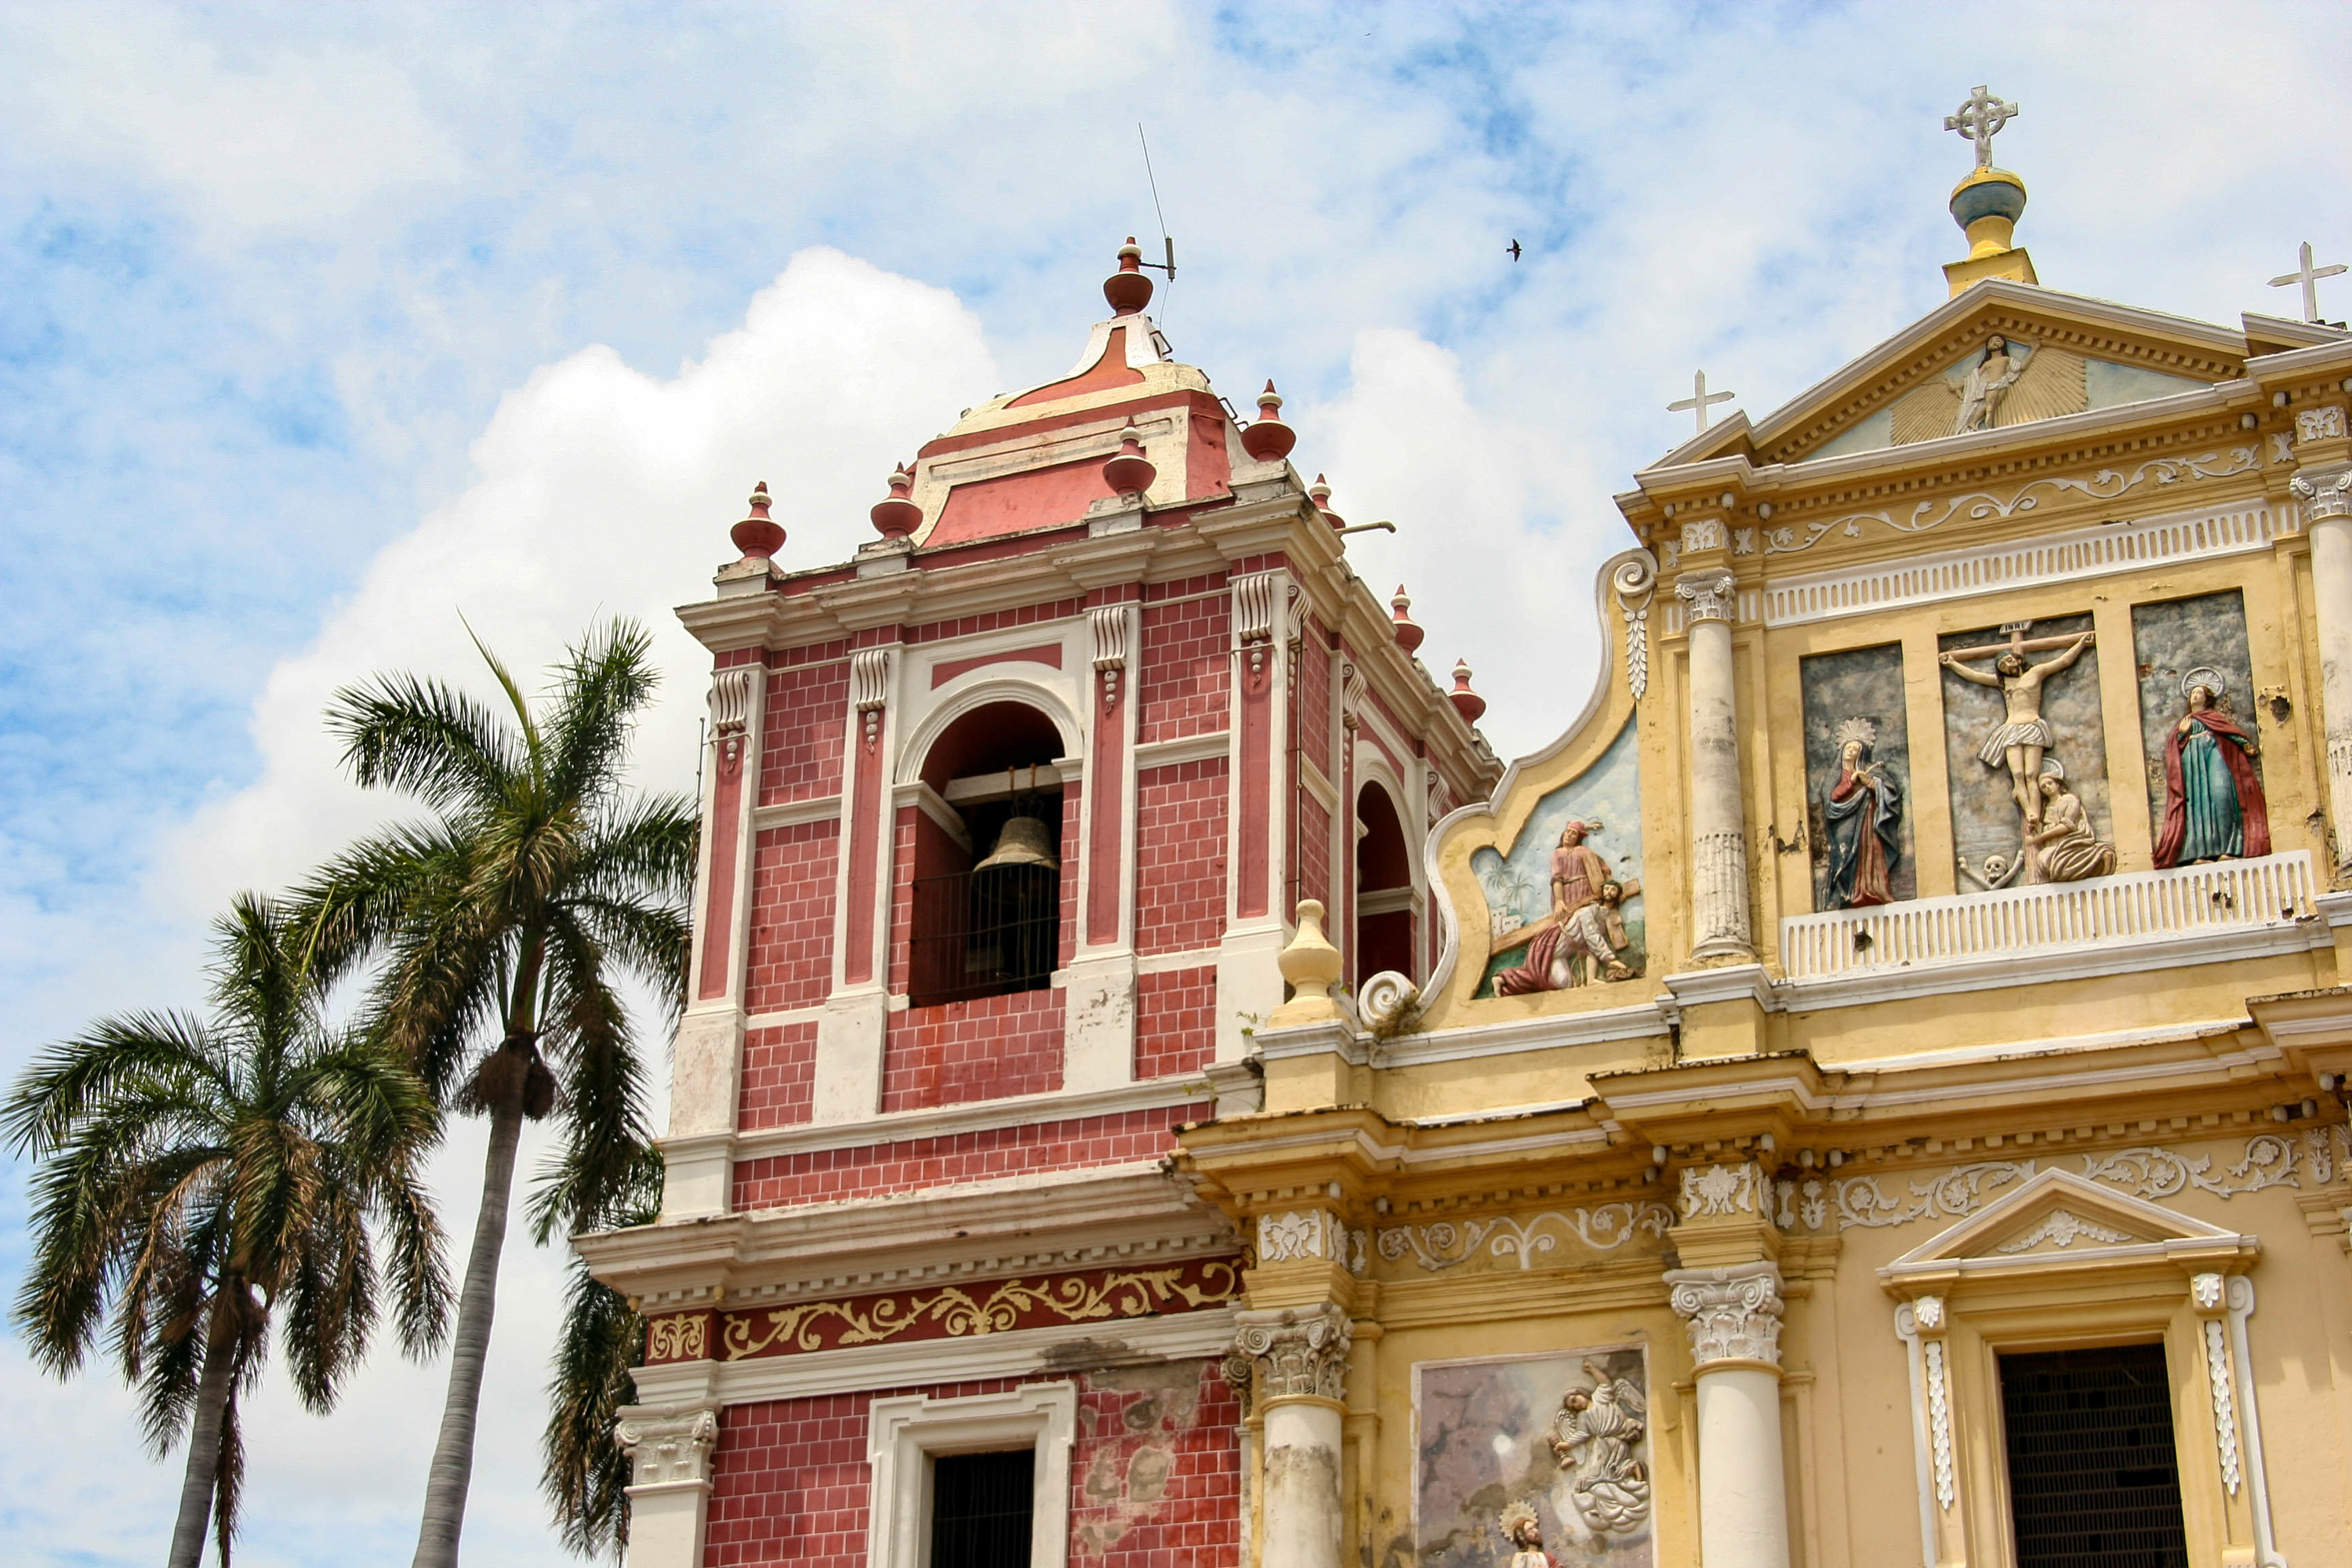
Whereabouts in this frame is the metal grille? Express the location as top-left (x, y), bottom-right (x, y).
top-left (908, 863), bottom-right (1058, 1007)
top-left (930, 1448), bottom-right (1034, 1568)
top-left (1999, 1344), bottom-right (2190, 1568)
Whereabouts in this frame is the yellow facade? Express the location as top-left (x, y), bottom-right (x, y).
top-left (1181, 169), bottom-right (2352, 1568)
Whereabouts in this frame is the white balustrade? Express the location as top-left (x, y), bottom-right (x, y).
top-left (1780, 851), bottom-right (2316, 981)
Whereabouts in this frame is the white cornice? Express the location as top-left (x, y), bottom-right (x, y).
top-left (723, 1076), bottom-right (1211, 1165)
top-left (749, 793), bottom-right (842, 833)
top-left (1134, 730), bottom-right (1230, 770)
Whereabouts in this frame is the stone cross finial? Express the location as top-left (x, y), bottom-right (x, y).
top-left (1668, 369), bottom-right (1735, 435)
top-left (2269, 240), bottom-right (2347, 326)
top-left (1944, 85), bottom-right (2018, 169)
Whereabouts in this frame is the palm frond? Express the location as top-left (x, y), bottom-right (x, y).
top-left (546, 619), bottom-right (661, 814)
top-left (542, 1156), bottom-right (659, 1558)
top-left (324, 666), bottom-right (522, 815)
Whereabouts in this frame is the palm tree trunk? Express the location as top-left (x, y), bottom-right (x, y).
top-left (411, 1098), bottom-right (525, 1568)
top-left (166, 1294), bottom-right (240, 1568)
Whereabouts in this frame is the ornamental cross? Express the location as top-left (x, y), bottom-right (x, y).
top-left (1668, 369), bottom-right (1735, 435)
top-left (1944, 85), bottom-right (2019, 169)
top-left (2268, 240), bottom-right (2347, 325)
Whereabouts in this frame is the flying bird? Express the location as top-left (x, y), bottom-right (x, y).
top-left (1508, 239), bottom-right (1523, 262)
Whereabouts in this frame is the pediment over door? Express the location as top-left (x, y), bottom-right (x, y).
top-left (1880, 1167), bottom-right (2256, 1289)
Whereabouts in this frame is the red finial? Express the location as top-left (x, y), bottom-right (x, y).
top-left (1391, 585), bottom-right (1425, 655)
top-left (1102, 422), bottom-right (1156, 496)
top-left (1309, 473), bottom-right (1344, 529)
top-left (1447, 658), bottom-right (1486, 725)
top-left (1103, 236), bottom-right (1153, 315)
top-left (1240, 378), bottom-right (1297, 463)
top-left (869, 462), bottom-right (923, 539)
top-left (731, 481), bottom-right (784, 560)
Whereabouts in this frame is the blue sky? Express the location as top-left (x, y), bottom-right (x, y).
top-left (5, 4), bottom-right (2350, 1563)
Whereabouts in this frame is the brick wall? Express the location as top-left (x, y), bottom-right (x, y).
top-left (731, 1104), bottom-right (1200, 1211)
top-left (744, 821), bottom-right (840, 1014)
top-left (739, 1022), bottom-right (818, 1131)
top-left (879, 985), bottom-right (1064, 1113)
top-left (1300, 793), bottom-right (1332, 912)
top-left (702, 1361), bottom-right (1240, 1568)
top-left (1134, 967), bottom-right (1214, 1080)
top-left (905, 598), bottom-right (1084, 644)
top-left (1137, 576), bottom-right (1229, 744)
top-left (759, 644), bottom-right (850, 804)
top-left (1133, 758), bottom-right (1227, 957)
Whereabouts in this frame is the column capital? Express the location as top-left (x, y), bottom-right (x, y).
top-left (1229, 1303), bottom-right (1352, 1403)
top-left (616, 1402), bottom-right (720, 1492)
top-left (1675, 572), bottom-right (1738, 623)
top-left (2292, 464), bottom-right (2352, 521)
top-left (1665, 1261), bottom-right (1785, 1370)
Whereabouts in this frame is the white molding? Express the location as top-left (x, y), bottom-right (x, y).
top-left (630, 1305), bottom-right (1237, 1410)
top-left (750, 793), bottom-right (843, 832)
top-left (728, 1078), bottom-right (1211, 1165)
top-left (1134, 729), bottom-right (1230, 770)
top-left (892, 780), bottom-right (972, 852)
top-left (1299, 755), bottom-right (1338, 813)
top-left (742, 1004), bottom-right (826, 1032)
top-left (1135, 947), bottom-right (1221, 976)
top-left (1372, 1000), bottom-right (1667, 1069)
top-left (866, 1381), bottom-right (1078, 1568)
top-left (1760, 498), bottom-right (2296, 630)
top-left (2225, 1276), bottom-right (2288, 1568)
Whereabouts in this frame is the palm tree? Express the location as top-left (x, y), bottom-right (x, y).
top-left (541, 1145), bottom-right (662, 1559)
top-left (292, 619), bottom-right (696, 1568)
top-left (5, 893), bottom-right (448, 1568)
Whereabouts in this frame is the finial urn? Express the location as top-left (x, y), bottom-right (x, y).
top-left (1240, 379), bottom-right (1297, 462)
top-left (731, 481), bottom-right (785, 560)
top-left (1269, 898), bottom-right (1345, 1026)
top-left (1102, 423), bottom-right (1156, 496)
top-left (1308, 474), bottom-right (1344, 529)
top-left (1391, 586), bottom-right (1425, 655)
top-left (1447, 658), bottom-right (1486, 725)
top-left (869, 463), bottom-right (923, 539)
top-left (1104, 237), bottom-right (1154, 316)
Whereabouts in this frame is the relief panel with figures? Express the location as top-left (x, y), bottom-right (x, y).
top-left (1801, 642), bottom-right (1915, 911)
top-left (1472, 722), bottom-right (1645, 998)
top-left (1937, 611), bottom-right (2114, 890)
top-left (2131, 590), bottom-right (2274, 869)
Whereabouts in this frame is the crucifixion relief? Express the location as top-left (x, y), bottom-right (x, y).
top-left (1940, 622), bottom-right (2094, 881)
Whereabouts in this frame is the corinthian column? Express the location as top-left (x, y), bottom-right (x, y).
top-left (1676, 573), bottom-right (1754, 960)
top-left (615, 1403), bottom-right (720, 1568)
top-left (1667, 1262), bottom-right (1791, 1568)
top-left (1229, 1305), bottom-right (1352, 1568)
top-left (2293, 466), bottom-right (2352, 878)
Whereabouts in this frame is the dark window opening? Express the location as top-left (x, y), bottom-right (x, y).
top-left (930, 1447), bottom-right (1034, 1568)
top-left (906, 702), bottom-right (1069, 1008)
top-left (1354, 782), bottom-right (1415, 983)
top-left (1999, 1342), bottom-right (2190, 1568)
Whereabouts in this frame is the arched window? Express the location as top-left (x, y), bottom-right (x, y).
top-left (907, 701), bottom-right (1068, 1007)
top-left (1355, 781), bottom-right (1415, 983)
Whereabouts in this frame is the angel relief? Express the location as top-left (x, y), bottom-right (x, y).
top-left (1890, 334), bottom-right (2089, 445)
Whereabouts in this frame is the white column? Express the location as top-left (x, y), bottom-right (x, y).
top-left (1231, 1305), bottom-right (1352, 1568)
top-left (1667, 1262), bottom-right (1791, 1568)
top-left (2292, 468), bottom-right (2352, 877)
top-left (615, 1403), bottom-right (719, 1568)
top-left (1676, 573), bottom-right (1754, 960)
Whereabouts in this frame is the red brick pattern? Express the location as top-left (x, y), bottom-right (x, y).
top-left (705, 1365), bottom-right (1240, 1568)
top-left (1299, 794), bottom-right (1332, 913)
top-left (739, 1022), bottom-right (819, 1130)
top-left (759, 647), bottom-right (850, 804)
top-left (1297, 618), bottom-right (1332, 775)
top-left (906, 598), bottom-right (1084, 644)
top-left (744, 821), bottom-right (839, 1014)
top-left (879, 986), bottom-right (1065, 1113)
top-left (1134, 966), bottom-right (1215, 1080)
top-left (730, 1104), bottom-right (1200, 1210)
top-left (1138, 578), bottom-right (1229, 744)
top-left (1134, 758), bottom-right (1227, 957)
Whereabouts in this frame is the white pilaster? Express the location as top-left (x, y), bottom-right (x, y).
top-left (2292, 467), bottom-right (2352, 877)
top-left (1677, 572), bottom-right (1755, 960)
top-left (1667, 1261), bottom-right (1791, 1568)
top-left (615, 1403), bottom-right (719, 1568)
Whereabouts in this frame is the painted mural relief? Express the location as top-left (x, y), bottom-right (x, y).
top-left (1416, 1348), bottom-right (1654, 1568)
top-left (1806, 339), bottom-right (2206, 462)
top-left (2132, 591), bottom-right (2272, 867)
top-left (1940, 612), bottom-right (2114, 889)
top-left (1802, 644), bottom-right (1915, 910)
top-left (1473, 723), bottom-right (1644, 998)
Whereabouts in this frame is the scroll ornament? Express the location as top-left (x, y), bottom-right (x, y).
top-left (1612, 555), bottom-right (1656, 701)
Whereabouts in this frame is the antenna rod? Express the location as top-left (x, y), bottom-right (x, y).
top-left (1137, 124), bottom-right (1175, 278)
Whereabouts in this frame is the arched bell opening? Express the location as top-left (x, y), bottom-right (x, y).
top-left (908, 700), bottom-right (1069, 1008)
top-left (1354, 780), bottom-right (1416, 985)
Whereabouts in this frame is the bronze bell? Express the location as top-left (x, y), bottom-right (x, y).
top-left (975, 813), bottom-right (1058, 873)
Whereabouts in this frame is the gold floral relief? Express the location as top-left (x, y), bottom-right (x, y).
top-left (644, 1312), bottom-right (708, 1363)
top-left (721, 1261), bottom-right (1240, 1361)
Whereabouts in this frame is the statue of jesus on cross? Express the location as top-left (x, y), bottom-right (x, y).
top-left (1940, 624), bottom-right (2093, 860)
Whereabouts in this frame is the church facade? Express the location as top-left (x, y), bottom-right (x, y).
top-left (584, 100), bottom-right (2352, 1568)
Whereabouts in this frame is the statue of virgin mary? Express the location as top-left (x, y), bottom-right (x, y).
top-left (2154, 670), bottom-right (2270, 867)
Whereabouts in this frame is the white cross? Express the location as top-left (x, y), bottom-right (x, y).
top-left (1944, 85), bottom-right (2019, 169)
top-left (1668, 369), bottom-right (1735, 435)
top-left (2269, 240), bottom-right (2347, 325)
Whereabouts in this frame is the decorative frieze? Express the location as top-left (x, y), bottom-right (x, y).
top-left (616, 1404), bottom-right (720, 1489)
top-left (1375, 1201), bottom-right (1675, 1272)
top-left (644, 1310), bottom-right (710, 1363)
top-left (1258, 1209), bottom-right (1346, 1264)
top-left (1665, 1261), bottom-right (1784, 1368)
top-left (1680, 1162), bottom-right (1763, 1218)
top-left (1229, 1304), bottom-right (1352, 1402)
top-left (2296, 405), bottom-right (2348, 444)
top-left (1992, 1209), bottom-right (2130, 1252)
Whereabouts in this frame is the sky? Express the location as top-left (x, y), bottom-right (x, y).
top-left (3, 3), bottom-right (2350, 1564)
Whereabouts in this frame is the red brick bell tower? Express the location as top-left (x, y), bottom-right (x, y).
top-left (580, 241), bottom-right (1499, 1568)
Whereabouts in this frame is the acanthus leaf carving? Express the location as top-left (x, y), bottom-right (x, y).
top-left (1666, 1261), bottom-right (1784, 1367)
top-left (1374, 1203), bottom-right (1674, 1272)
top-left (1612, 556), bottom-right (1656, 701)
top-left (1229, 1304), bottom-right (1352, 1403)
top-left (615, 1403), bottom-right (720, 1488)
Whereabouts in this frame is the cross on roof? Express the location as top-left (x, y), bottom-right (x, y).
top-left (2269, 240), bottom-right (2347, 325)
top-left (1944, 85), bottom-right (2019, 169)
top-left (1668, 369), bottom-right (1735, 436)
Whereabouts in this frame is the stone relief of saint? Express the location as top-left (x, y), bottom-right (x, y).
top-left (1498, 1501), bottom-right (1558, 1568)
top-left (1548, 1360), bottom-right (1650, 1537)
top-left (1890, 334), bottom-right (2090, 445)
top-left (2027, 760), bottom-right (2117, 883)
top-left (1821, 717), bottom-right (1903, 909)
top-left (1490, 822), bottom-right (1642, 996)
top-left (2154, 670), bottom-right (2271, 868)
top-left (1940, 630), bottom-right (2093, 844)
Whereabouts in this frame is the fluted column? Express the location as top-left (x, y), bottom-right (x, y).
top-left (1677, 572), bottom-right (1754, 960)
top-left (1667, 1261), bottom-right (1791, 1568)
top-left (1229, 1305), bottom-right (1352, 1568)
top-left (2292, 466), bottom-right (2352, 877)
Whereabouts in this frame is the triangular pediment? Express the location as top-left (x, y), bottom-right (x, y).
top-left (1677, 281), bottom-right (2251, 474)
top-left (1881, 1167), bottom-right (2252, 1283)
